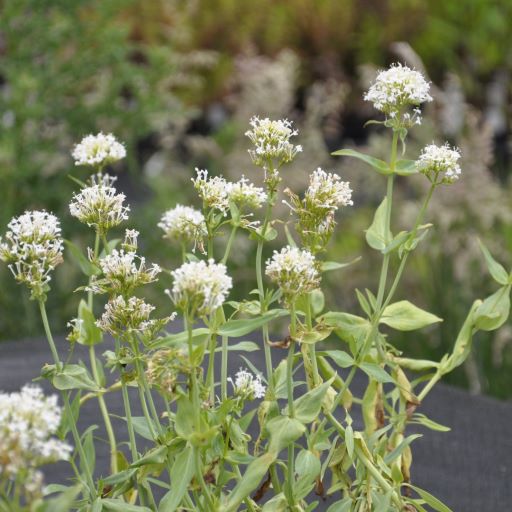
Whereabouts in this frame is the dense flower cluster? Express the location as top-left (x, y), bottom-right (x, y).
top-left (228, 368), bottom-right (266, 400)
top-left (416, 143), bottom-right (462, 184)
top-left (229, 176), bottom-right (267, 210)
top-left (245, 116), bottom-right (302, 175)
top-left (0, 211), bottom-right (63, 299)
top-left (146, 348), bottom-right (190, 396)
top-left (89, 249), bottom-right (161, 295)
top-left (285, 169), bottom-right (353, 252)
top-left (364, 63), bottom-right (432, 124)
top-left (192, 169), bottom-right (231, 214)
top-left (97, 295), bottom-right (173, 337)
top-left (265, 246), bottom-right (320, 298)
top-left (0, 386), bottom-right (71, 497)
top-left (72, 132), bottom-right (126, 167)
top-left (169, 259), bottom-right (232, 317)
top-left (69, 174), bottom-right (130, 234)
top-left (158, 205), bottom-right (207, 250)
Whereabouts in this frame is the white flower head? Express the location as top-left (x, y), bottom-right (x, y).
top-left (0, 385), bottom-right (72, 494)
top-left (245, 116), bottom-right (302, 172)
top-left (69, 177), bottom-right (130, 234)
top-left (192, 168), bottom-right (231, 214)
top-left (97, 295), bottom-right (173, 337)
top-left (228, 368), bottom-right (266, 400)
top-left (0, 210), bottom-right (63, 299)
top-left (88, 249), bottom-right (161, 294)
top-left (306, 168), bottom-right (353, 210)
top-left (416, 143), bottom-right (462, 184)
top-left (158, 205), bottom-right (207, 249)
top-left (229, 176), bottom-right (267, 210)
top-left (170, 258), bottom-right (232, 317)
top-left (364, 63), bottom-right (432, 123)
top-left (72, 132), bottom-right (126, 168)
top-left (265, 246), bottom-right (320, 298)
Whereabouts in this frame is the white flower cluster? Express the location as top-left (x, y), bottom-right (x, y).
top-left (266, 246), bottom-right (320, 298)
top-left (228, 369), bottom-right (266, 400)
top-left (170, 259), bottom-right (232, 317)
top-left (158, 205), bottom-right (207, 248)
top-left (72, 132), bottom-right (126, 167)
top-left (0, 386), bottom-right (71, 487)
top-left (69, 175), bottom-right (130, 234)
top-left (245, 116), bottom-right (302, 169)
top-left (364, 63), bottom-right (432, 122)
top-left (97, 295), bottom-right (174, 336)
top-left (306, 168), bottom-right (353, 210)
top-left (89, 249), bottom-right (161, 294)
top-left (192, 169), bottom-right (267, 214)
top-left (0, 211), bottom-right (63, 298)
top-left (229, 176), bottom-right (267, 210)
top-left (416, 143), bottom-right (462, 184)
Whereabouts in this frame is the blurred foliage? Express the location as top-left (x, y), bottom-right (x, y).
top-left (1, 0), bottom-right (512, 397)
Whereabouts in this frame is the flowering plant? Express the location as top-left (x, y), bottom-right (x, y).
top-left (1, 66), bottom-right (510, 512)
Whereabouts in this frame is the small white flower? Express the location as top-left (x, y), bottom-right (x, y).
top-left (228, 368), bottom-right (266, 400)
top-left (72, 132), bottom-right (126, 167)
top-left (97, 295), bottom-right (173, 336)
top-left (416, 143), bottom-right (462, 184)
top-left (192, 168), bottom-right (231, 214)
top-left (0, 211), bottom-right (63, 298)
top-left (245, 116), bottom-right (302, 169)
top-left (69, 176), bottom-right (130, 233)
top-left (0, 385), bottom-right (72, 488)
top-left (229, 176), bottom-right (267, 210)
top-left (306, 168), bottom-right (353, 210)
top-left (265, 246), bottom-right (320, 297)
top-left (364, 63), bottom-right (432, 122)
top-left (158, 205), bottom-right (207, 248)
top-left (169, 259), bottom-right (232, 317)
top-left (122, 229), bottom-right (140, 252)
top-left (88, 249), bottom-right (161, 294)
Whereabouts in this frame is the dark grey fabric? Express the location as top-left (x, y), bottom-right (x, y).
top-left (1, 336), bottom-right (511, 510)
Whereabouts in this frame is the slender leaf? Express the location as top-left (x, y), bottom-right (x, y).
top-left (332, 149), bottom-right (391, 175)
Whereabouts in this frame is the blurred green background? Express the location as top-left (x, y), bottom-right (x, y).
top-left (1, 0), bottom-right (511, 398)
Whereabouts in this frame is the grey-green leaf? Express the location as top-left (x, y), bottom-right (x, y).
top-left (478, 239), bottom-right (510, 285)
top-left (159, 445), bottom-right (195, 512)
top-left (381, 300), bottom-right (442, 331)
top-left (332, 149), bottom-right (391, 175)
top-left (366, 197), bottom-right (391, 251)
top-left (218, 309), bottom-right (288, 338)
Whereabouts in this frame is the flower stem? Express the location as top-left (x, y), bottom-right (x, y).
top-left (38, 300), bottom-right (96, 498)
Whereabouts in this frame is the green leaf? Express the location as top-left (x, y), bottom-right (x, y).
top-left (366, 197), bottom-right (391, 251)
top-left (129, 416), bottom-right (157, 441)
top-left (226, 453), bottom-right (276, 512)
top-left (35, 485), bottom-right (82, 512)
top-left (474, 286), bottom-right (511, 331)
top-left (320, 257), bottom-right (361, 273)
top-left (322, 350), bottom-right (354, 368)
top-left (218, 309), bottom-right (288, 337)
top-left (75, 300), bottom-right (103, 346)
top-left (64, 240), bottom-right (100, 277)
top-left (381, 300), bottom-right (442, 331)
top-left (384, 434), bottom-right (422, 464)
top-left (345, 425), bottom-right (354, 458)
top-left (159, 445), bottom-right (195, 512)
top-left (408, 485), bottom-right (453, 512)
top-left (444, 300), bottom-right (481, 373)
top-left (101, 499), bottom-right (152, 512)
top-left (131, 445), bottom-right (167, 467)
top-left (326, 498), bottom-right (353, 512)
top-left (478, 240), bottom-right (509, 285)
top-left (320, 312), bottom-right (370, 347)
top-left (53, 364), bottom-right (99, 392)
top-left (394, 159), bottom-right (418, 176)
top-left (291, 379), bottom-right (333, 423)
top-left (150, 328), bottom-right (210, 350)
top-left (210, 341), bottom-right (260, 353)
top-left (412, 413), bottom-right (451, 432)
top-left (332, 149), bottom-right (391, 175)
top-left (295, 450), bottom-right (321, 500)
top-left (267, 416), bottom-right (306, 454)
top-left (360, 363), bottom-right (394, 383)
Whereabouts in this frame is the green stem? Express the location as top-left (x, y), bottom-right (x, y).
top-left (222, 225), bottom-right (238, 264)
top-left (286, 303), bottom-right (296, 506)
top-left (186, 315), bottom-right (201, 432)
top-left (221, 335), bottom-right (229, 400)
top-left (194, 447), bottom-right (215, 510)
top-left (206, 333), bottom-right (217, 403)
top-left (256, 198), bottom-right (275, 392)
top-left (38, 300), bottom-right (96, 497)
